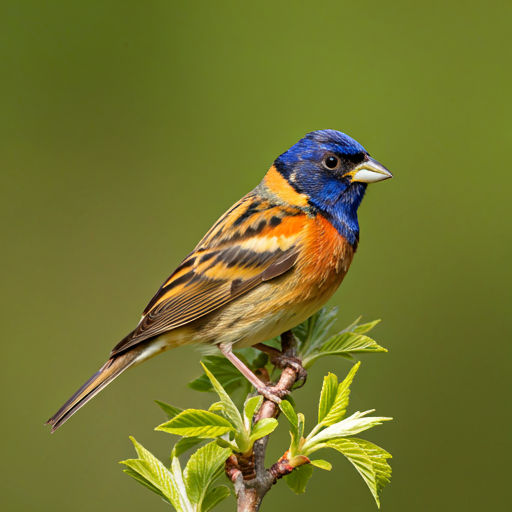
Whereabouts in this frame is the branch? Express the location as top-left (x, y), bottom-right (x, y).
top-left (225, 331), bottom-right (302, 512)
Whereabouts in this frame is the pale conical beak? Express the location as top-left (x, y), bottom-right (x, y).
top-left (351, 156), bottom-right (393, 183)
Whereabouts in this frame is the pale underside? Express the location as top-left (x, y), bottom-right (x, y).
top-left (132, 269), bottom-right (344, 366)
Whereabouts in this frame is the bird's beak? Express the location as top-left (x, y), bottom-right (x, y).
top-left (350, 157), bottom-right (393, 183)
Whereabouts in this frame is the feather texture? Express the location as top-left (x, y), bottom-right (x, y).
top-left (111, 190), bottom-right (305, 355)
top-left (46, 129), bottom-right (391, 432)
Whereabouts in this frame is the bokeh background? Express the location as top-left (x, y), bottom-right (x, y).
top-left (1, 1), bottom-right (511, 511)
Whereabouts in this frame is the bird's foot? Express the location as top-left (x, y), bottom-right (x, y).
top-left (269, 354), bottom-right (307, 387)
top-left (256, 385), bottom-right (289, 404)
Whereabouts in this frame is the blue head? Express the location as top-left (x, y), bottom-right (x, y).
top-left (274, 129), bottom-right (392, 246)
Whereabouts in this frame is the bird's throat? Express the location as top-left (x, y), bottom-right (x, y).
top-left (315, 182), bottom-right (367, 248)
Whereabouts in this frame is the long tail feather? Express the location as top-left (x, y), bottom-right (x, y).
top-left (45, 351), bottom-right (139, 433)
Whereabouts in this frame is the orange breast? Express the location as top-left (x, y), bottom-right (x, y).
top-left (293, 213), bottom-right (355, 302)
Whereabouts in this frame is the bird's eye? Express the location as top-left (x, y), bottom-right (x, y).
top-left (324, 155), bottom-right (339, 169)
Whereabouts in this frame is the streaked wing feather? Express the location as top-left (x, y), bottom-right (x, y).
top-left (111, 193), bottom-right (305, 356)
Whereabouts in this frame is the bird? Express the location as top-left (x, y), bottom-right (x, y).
top-left (46, 129), bottom-right (392, 432)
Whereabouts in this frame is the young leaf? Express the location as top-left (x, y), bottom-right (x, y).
top-left (319, 362), bottom-right (360, 427)
top-left (201, 486), bottom-right (231, 512)
top-left (249, 418), bottom-right (278, 444)
top-left (325, 438), bottom-right (392, 508)
top-left (303, 411), bottom-right (392, 453)
top-left (302, 326), bottom-right (387, 368)
top-left (155, 400), bottom-right (183, 420)
top-left (322, 332), bottom-right (387, 354)
top-left (279, 400), bottom-right (298, 434)
top-left (170, 454), bottom-right (195, 512)
top-left (318, 373), bottom-right (339, 423)
top-left (338, 315), bottom-right (363, 334)
top-left (189, 356), bottom-right (249, 395)
top-left (284, 463), bottom-right (314, 494)
top-left (310, 459), bottom-right (332, 471)
top-left (280, 399), bottom-right (300, 455)
top-left (243, 395), bottom-right (263, 429)
top-left (297, 413), bottom-right (305, 441)
top-left (171, 437), bottom-right (204, 458)
top-left (184, 442), bottom-right (231, 509)
top-left (351, 439), bottom-right (392, 495)
top-left (122, 467), bottom-right (170, 503)
top-left (201, 363), bottom-right (245, 433)
top-left (156, 409), bottom-right (234, 438)
top-left (215, 437), bottom-right (239, 452)
top-left (352, 319), bottom-right (381, 334)
top-left (121, 437), bottom-right (191, 512)
top-left (295, 307), bottom-right (339, 357)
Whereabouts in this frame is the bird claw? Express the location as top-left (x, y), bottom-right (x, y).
top-left (270, 354), bottom-right (308, 384)
top-left (256, 385), bottom-right (289, 403)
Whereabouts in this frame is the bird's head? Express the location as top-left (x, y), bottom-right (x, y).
top-left (270, 129), bottom-right (392, 246)
top-left (274, 129), bottom-right (392, 209)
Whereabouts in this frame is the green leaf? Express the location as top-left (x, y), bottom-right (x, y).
top-left (189, 356), bottom-right (251, 396)
top-left (171, 437), bottom-right (204, 458)
top-left (170, 455), bottom-right (194, 512)
top-left (155, 400), bottom-right (183, 420)
top-left (318, 373), bottom-right (338, 423)
top-left (188, 375), bottom-right (214, 392)
top-left (284, 394), bottom-right (296, 408)
top-left (122, 467), bottom-right (170, 503)
top-left (297, 413), bottom-right (305, 441)
top-left (249, 418), bottom-right (278, 444)
top-left (352, 439), bottom-right (392, 495)
top-left (201, 485), bottom-right (231, 512)
top-left (251, 351), bottom-right (269, 369)
top-left (303, 331), bottom-right (386, 367)
top-left (352, 319), bottom-right (381, 334)
top-left (295, 307), bottom-right (339, 357)
top-left (279, 400), bottom-right (298, 433)
top-left (284, 463), bottom-right (314, 494)
top-left (339, 316), bottom-right (363, 334)
top-left (215, 437), bottom-right (239, 452)
top-left (280, 400), bottom-right (299, 455)
top-left (325, 438), bottom-right (392, 508)
top-left (243, 395), bottom-right (263, 429)
top-left (323, 332), bottom-right (387, 354)
top-left (184, 442), bottom-right (231, 509)
top-left (156, 409), bottom-right (235, 438)
top-left (201, 363), bottom-right (245, 433)
top-left (319, 362), bottom-right (360, 427)
top-left (310, 459), bottom-right (332, 471)
top-left (208, 402), bottom-right (224, 413)
top-left (121, 437), bottom-right (191, 512)
top-left (303, 411), bottom-right (392, 453)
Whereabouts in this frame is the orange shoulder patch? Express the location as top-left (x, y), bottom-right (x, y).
top-left (263, 166), bottom-right (309, 207)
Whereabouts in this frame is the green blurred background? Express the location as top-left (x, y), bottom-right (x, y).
top-left (1, 1), bottom-right (511, 510)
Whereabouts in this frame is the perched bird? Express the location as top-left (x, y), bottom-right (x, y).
top-left (46, 129), bottom-right (392, 432)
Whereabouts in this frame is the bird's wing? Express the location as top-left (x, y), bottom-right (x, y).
top-left (110, 193), bottom-right (306, 355)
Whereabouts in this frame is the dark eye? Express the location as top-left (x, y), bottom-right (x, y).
top-left (324, 155), bottom-right (339, 169)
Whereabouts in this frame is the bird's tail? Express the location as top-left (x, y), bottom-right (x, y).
top-left (45, 350), bottom-right (140, 433)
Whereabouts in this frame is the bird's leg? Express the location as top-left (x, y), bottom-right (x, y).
top-left (218, 343), bottom-right (287, 403)
top-left (254, 331), bottom-right (307, 386)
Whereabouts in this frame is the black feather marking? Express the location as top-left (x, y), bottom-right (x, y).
top-left (161, 270), bottom-right (195, 292)
top-left (233, 200), bottom-right (261, 226)
top-left (200, 252), bottom-right (218, 263)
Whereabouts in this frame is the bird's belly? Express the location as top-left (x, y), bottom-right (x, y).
top-left (182, 260), bottom-right (347, 349)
